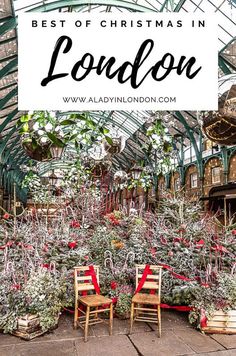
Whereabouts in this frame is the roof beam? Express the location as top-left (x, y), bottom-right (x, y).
top-left (218, 56), bottom-right (232, 75)
top-left (0, 58), bottom-right (17, 80)
top-left (220, 37), bottom-right (236, 54)
top-left (0, 87), bottom-right (17, 109)
top-left (27, 0), bottom-right (155, 13)
top-left (174, 0), bottom-right (187, 12)
top-left (0, 126), bottom-right (18, 155)
top-left (0, 17), bottom-right (16, 36)
top-left (219, 54), bottom-right (236, 73)
top-left (173, 111), bottom-right (203, 175)
top-left (0, 108), bottom-right (18, 132)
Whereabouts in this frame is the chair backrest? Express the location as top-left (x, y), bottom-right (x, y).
top-left (135, 264), bottom-right (162, 297)
top-left (74, 266), bottom-right (100, 295)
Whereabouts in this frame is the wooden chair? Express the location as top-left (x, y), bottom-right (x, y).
top-left (130, 264), bottom-right (162, 337)
top-left (74, 266), bottom-right (113, 342)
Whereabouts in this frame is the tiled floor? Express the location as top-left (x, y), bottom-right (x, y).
top-left (0, 310), bottom-right (236, 356)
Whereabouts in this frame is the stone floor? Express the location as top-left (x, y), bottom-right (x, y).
top-left (0, 310), bottom-right (236, 356)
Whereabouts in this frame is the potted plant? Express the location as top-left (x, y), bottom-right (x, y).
top-left (0, 268), bottom-right (66, 339)
top-left (114, 294), bottom-right (132, 319)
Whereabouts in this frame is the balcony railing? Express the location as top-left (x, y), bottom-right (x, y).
top-left (183, 148), bottom-right (220, 165)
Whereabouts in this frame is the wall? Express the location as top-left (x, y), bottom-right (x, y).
top-left (119, 152), bottom-right (236, 210)
top-left (158, 175), bottom-right (165, 198)
top-left (184, 164), bottom-right (199, 200)
top-left (170, 172), bottom-right (180, 192)
top-left (228, 153), bottom-right (236, 183)
top-left (159, 153), bottom-right (236, 201)
top-left (203, 157), bottom-right (223, 197)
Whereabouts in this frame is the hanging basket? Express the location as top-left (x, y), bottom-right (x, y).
top-left (91, 160), bottom-right (111, 178)
top-left (21, 137), bottom-right (65, 162)
top-left (104, 137), bottom-right (122, 155)
top-left (21, 139), bottom-right (52, 162)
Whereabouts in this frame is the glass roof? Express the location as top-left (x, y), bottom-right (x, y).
top-left (0, 0), bottom-right (236, 191)
top-left (13, 0), bottom-right (236, 52)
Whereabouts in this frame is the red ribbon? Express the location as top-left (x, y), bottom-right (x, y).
top-left (89, 265), bottom-right (100, 294)
top-left (81, 266), bottom-right (100, 296)
top-left (135, 265), bottom-right (155, 295)
top-left (211, 245), bottom-right (229, 253)
top-left (65, 300), bottom-right (191, 314)
top-left (200, 309), bottom-right (208, 327)
top-left (135, 265), bottom-right (150, 294)
top-left (171, 271), bottom-right (193, 282)
top-left (0, 240), bottom-right (14, 249)
top-left (158, 263), bottom-right (222, 287)
top-left (160, 304), bottom-right (192, 311)
top-left (64, 307), bottom-right (76, 314)
top-left (158, 263), bottom-right (196, 282)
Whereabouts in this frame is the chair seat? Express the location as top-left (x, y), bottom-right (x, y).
top-left (78, 294), bottom-right (113, 307)
top-left (132, 293), bottom-right (160, 305)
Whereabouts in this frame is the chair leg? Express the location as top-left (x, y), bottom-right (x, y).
top-left (130, 302), bottom-right (134, 334)
top-left (157, 304), bottom-right (161, 338)
top-left (74, 300), bottom-right (78, 329)
top-left (95, 306), bottom-right (98, 320)
top-left (109, 302), bottom-right (113, 336)
top-left (84, 306), bottom-right (90, 342)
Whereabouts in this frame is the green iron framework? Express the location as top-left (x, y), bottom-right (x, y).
top-left (0, 0), bottom-right (236, 202)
